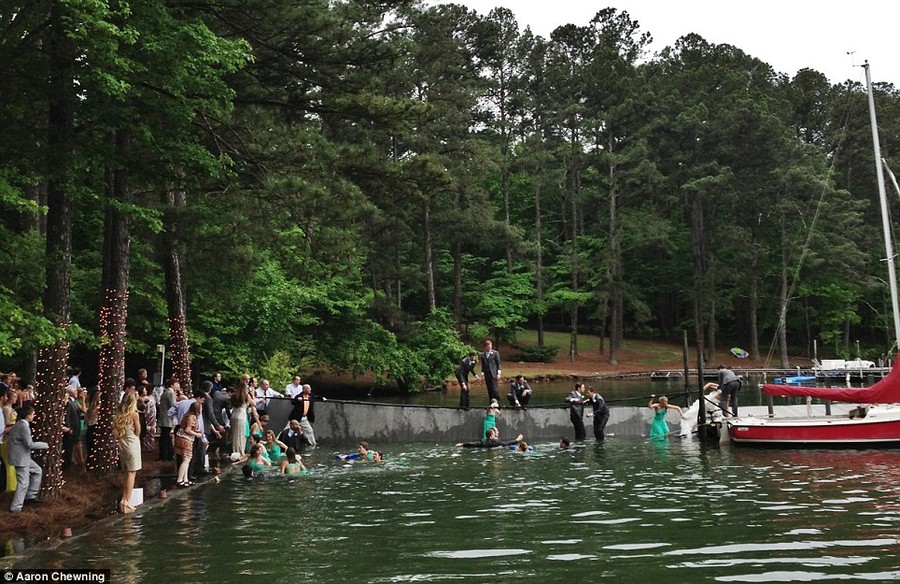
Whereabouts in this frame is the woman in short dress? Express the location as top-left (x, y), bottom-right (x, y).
top-left (114, 391), bottom-right (142, 513)
top-left (175, 401), bottom-right (202, 487)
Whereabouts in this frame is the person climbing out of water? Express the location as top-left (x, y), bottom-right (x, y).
top-left (648, 395), bottom-right (684, 440)
top-left (456, 427), bottom-right (523, 448)
top-left (483, 399), bottom-right (501, 439)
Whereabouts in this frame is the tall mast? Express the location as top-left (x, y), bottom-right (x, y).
top-left (864, 62), bottom-right (900, 347)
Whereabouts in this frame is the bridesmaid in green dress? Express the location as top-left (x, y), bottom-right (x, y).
top-left (648, 395), bottom-right (683, 440)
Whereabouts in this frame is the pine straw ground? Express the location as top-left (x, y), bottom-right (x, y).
top-left (0, 457), bottom-right (174, 548)
top-left (0, 337), bottom-right (772, 549)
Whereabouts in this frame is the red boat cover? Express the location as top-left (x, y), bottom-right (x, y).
top-left (762, 355), bottom-right (900, 404)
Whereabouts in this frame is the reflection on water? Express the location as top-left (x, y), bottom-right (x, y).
top-left (10, 440), bottom-right (900, 583)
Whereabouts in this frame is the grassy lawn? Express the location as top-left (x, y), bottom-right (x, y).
top-left (514, 330), bottom-right (688, 369)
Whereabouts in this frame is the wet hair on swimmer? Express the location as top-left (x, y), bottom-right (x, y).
top-left (242, 465), bottom-right (253, 478)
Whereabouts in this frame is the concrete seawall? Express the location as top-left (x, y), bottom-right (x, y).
top-left (267, 399), bottom-right (696, 444)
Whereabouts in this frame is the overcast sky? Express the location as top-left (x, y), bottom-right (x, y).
top-left (434, 0), bottom-right (899, 87)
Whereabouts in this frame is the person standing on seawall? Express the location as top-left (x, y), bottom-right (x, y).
top-left (584, 386), bottom-right (610, 440)
top-left (455, 351), bottom-right (478, 411)
top-left (480, 340), bottom-right (502, 402)
top-left (567, 383), bottom-right (587, 441)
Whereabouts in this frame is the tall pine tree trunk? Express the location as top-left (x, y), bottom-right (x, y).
top-left (163, 187), bottom-right (192, 389)
top-left (778, 212), bottom-right (790, 368)
top-left (424, 198), bottom-right (436, 311)
top-left (33, 2), bottom-right (75, 497)
top-left (452, 189), bottom-right (463, 326)
top-left (749, 251), bottom-right (760, 361)
top-left (534, 172), bottom-right (544, 348)
top-left (689, 194), bottom-right (706, 362)
top-left (88, 131), bottom-right (131, 473)
top-left (608, 150), bottom-right (622, 365)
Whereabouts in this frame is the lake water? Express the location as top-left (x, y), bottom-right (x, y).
top-left (11, 438), bottom-right (900, 582)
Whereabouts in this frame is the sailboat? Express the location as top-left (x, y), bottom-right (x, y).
top-left (727, 63), bottom-right (900, 446)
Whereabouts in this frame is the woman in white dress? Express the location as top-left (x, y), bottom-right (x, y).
top-left (230, 382), bottom-right (255, 455)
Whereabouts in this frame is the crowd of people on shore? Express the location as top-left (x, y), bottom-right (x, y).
top-left (0, 369), bottom-right (327, 514)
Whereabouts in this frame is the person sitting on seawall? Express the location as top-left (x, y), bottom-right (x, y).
top-left (280, 447), bottom-right (307, 475)
top-left (507, 375), bottom-right (533, 409)
top-left (566, 384), bottom-right (587, 441)
top-left (716, 365), bottom-right (742, 416)
top-left (456, 426), bottom-right (524, 448)
top-left (483, 399), bottom-right (501, 439)
top-left (584, 386), bottom-right (610, 441)
top-left (648, 395), bottom-right (684, 440)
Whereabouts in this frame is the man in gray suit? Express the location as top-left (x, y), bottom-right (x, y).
top-left (480, 340), bottom-right (502, 402)
top-left (8, 405), bottom-right (48, 512)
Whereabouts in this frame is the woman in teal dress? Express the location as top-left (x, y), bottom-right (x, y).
top-left (245, 443), bottom-right (272, 474)
top-left (279, 448), bottom-right (308, 476)
top-left (482, 399), bottom-right (501, 439)
top-left (263, 430), bottom-right (287, 462)
top-left (648, 395), bottom-right (683, 440)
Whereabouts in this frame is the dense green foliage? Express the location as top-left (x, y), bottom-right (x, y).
top-left (2, 1), bottom-right (899, 389)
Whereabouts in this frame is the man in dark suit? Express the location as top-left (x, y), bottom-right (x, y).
top-left (200, 381), bottom-right (224, 469)
top-left (455, 351), bottom-right (478, 411)
top-left (278, 419), bottom-right (311, 453)
top-left (8, 406), bottom-right (48, 512)
top-left (62, 386), bottom-right (80, 469)
top-left (480, 340), bottom-right (502, 402)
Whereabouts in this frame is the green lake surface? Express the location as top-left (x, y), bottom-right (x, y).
top-left (11, 437), bottom-right (900, 583)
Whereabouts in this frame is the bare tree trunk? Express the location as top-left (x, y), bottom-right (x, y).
top-left (749, 250), bottom-right (760, 361)
top-left (33, 2), bottom-right (75, 497)
top-left (778, 213), bottom-right (790, 368)
top-left (424, 199), bottom-right (436, 311)
top-left (452, 189), bottom-right (463, 326)
top-left (689, 194), bottom-right (706, 362)
top-left (568, 129), bottom-right (580, 362)
top-left (89, 131), bottom-right (131, 473)
top-left (163, 187), bottom-right (192, 389)
top-left (533, 155), bottom-right (545, 348)
top-left (608, 147), bottom-right (621, 365)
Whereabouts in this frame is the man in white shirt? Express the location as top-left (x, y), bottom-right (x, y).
top-left (254, 379), bottom-right (280, 415)
top-left (284, 375), bottom-right (303, 399)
